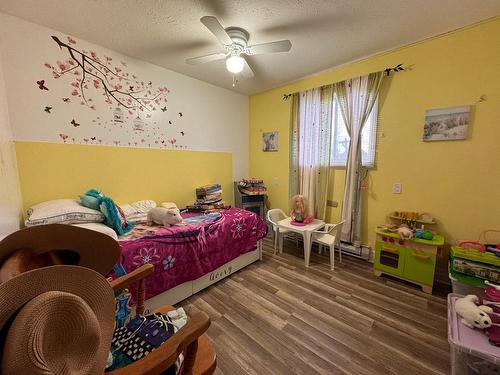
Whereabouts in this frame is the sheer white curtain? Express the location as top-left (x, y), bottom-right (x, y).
top-left (290, 86), bottom-right (333, 220)
top-left (334, 72), bottom-right (384, 244)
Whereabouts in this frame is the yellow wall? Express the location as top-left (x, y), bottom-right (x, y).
top-left (15, 142), bottom-right (232, 213)
top-left (250, 17), bottom-right (500, 247)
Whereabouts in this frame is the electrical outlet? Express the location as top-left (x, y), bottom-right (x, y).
top-left (393, 183), bottom-right (402, 194)
top-left (273, 177), bottom-right (280, 186)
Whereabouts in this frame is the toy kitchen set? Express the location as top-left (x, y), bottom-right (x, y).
top-left (374, 211), bottom-right (444, 294)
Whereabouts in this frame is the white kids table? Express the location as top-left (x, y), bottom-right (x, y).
top-left (277, 218), bottom-right (325, 267)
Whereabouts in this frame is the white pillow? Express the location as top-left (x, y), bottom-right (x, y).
top-left (25, 199), bottom-right (104, 227)
top-left (131, 200), bottom-right (156, 213)
top-left (72, 223), bottom-right (118, 240)
top-left (120, 200), bottom-right (156, 220)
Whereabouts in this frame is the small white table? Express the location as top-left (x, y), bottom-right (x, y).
top-left (277, 218), bottom-right (325, 267)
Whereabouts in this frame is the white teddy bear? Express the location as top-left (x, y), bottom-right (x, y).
top-left (455, 294), bottom-right (493, 329)
top-left (147, 207), bottom-right (183, 227)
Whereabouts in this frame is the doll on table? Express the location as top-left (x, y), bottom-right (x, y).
top-left (289, 195), bottom-right (314, 224)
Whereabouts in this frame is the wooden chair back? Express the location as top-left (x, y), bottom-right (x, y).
top-left (107, 264), bottom-right (215, 375)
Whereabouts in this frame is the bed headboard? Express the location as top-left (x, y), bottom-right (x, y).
top-left (15, 141), bottom-right (233, 214)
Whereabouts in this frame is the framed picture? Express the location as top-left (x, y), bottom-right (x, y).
top-left (423, 105), bottom-right (470, 141)
top-left (263, 131), bottom-right (279, 151)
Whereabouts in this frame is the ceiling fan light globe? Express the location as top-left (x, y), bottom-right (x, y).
top-left (226, 55), bottom-right (244, 74)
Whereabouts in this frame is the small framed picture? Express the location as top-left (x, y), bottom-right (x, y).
top-left (423, 105), bottom-right (470, 141)
top-left (263, 131), bottom-right (279, 152)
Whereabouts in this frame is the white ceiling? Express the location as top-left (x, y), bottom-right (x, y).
top-left (1, 0), bottom-right (499, 95)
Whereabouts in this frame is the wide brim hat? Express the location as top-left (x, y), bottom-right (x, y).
top-left (0, 265), bottom-right (115, 375)
top-left (0, 224), bottom-right (120, 275)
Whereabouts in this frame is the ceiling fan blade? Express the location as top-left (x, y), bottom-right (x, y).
top-left (185, 52), bottom-right (226, 65)
top-left (241, 57), bottom-right (254, 79)
top-left (200, 16), bottom-right (233, 46)
top-left (247, 40), bottom-right (292, 55)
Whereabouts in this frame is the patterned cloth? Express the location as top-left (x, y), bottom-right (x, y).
top-left (116, 208), bottom-right (267, 301)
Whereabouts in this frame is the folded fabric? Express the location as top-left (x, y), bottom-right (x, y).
top-left (25, 199), bottom-right (104, 227)
top-left (82, 189), bottom-right (134, 235)
top-left (120, 200), bottom-right (156, 219)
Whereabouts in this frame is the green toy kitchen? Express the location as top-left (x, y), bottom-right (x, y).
top-left (374, 212), bottom-right (444, 294)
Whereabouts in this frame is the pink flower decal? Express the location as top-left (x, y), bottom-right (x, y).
top-left (230, 218), bottom-right (247, 239)
top-left (133, 247), bottom-right (160, 266)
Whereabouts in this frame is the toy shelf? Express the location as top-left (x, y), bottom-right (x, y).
top-left (388, 215), bottom-right (436, 225)
top-left (375, 229), bottom-right (444, 246)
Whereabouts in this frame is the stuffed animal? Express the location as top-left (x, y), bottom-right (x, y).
top-left (290, 195), bottom-right (309, 223)
top-left (397, 224), bottom-right (413, 239)
top-left (147, 207), bottom-right (183, 227)
top-left (455, 294), bottom-right (493, 329)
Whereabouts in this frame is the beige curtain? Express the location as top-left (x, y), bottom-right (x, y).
top-left (334, 72), bottom-right (384, 244)
top-left (289, 86), bottom-right (333, 220)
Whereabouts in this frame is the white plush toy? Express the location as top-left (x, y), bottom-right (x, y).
top-left (455, 294), bottom-right (493, 329)
top-left (147, 207), bottom-right (182, 227)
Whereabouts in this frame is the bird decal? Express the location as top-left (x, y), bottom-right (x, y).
top-left (37, 80), bottom-right (49, 90)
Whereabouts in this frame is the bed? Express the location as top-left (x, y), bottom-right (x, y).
top-left (115, 207), bottom-right (267, 309)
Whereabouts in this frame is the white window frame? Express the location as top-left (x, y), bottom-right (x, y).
top-left (331, 98), bottom-right (378, 168)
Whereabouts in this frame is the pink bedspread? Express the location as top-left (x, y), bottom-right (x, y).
top-left (117, 208), bottom-right (267, 300)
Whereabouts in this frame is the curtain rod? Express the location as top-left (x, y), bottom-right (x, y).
top-left (282, 63), bottom-right (405, 101)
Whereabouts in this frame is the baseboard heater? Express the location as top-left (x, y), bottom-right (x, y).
top-left (339, 241), bottom-right (371, 261)
top-left (283, 234), bottom-right (371, 261)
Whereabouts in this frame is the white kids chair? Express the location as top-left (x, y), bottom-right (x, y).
top-left (266, 208), bottom-right (298, 254)
top-left (311, 221), bottom-right (345, 270)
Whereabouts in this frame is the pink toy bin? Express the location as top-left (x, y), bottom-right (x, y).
top-left (448, 293), bottom-right (500, 374)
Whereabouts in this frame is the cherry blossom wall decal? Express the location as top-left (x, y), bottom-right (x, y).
top-left (44, 106), bottom-right (53, 113)
top-left (45, 36), bottom-right (170, 111)
top-left (70, 119), bottom-right (80, 127)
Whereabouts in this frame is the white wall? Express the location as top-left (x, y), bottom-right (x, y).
top-left (0, 50), bottom-right (22, 237)
top-left (0, 13), bottom-right (249, 180)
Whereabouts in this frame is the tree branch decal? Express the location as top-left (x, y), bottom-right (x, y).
top-left (44, 36), bottom-right (170, 112)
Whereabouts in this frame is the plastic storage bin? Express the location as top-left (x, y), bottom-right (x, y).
top-left (448, 293), bottom-right (500, 374)
top-left (449, 266), bottom-right (487, 296)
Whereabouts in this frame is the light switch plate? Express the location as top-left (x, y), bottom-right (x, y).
top-left (273, 177), bottom-right (279, 186)
top-left (393, 183), bottom-right (402, 194)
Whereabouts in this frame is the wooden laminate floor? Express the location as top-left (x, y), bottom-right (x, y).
top-left (179, 235), bottom-right (450, 375)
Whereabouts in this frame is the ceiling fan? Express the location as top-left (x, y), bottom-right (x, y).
top-left (186, 16), bottom-right (292, 80)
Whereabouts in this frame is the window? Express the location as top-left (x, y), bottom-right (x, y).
top-left (331, 98), bottom-right (378, 168)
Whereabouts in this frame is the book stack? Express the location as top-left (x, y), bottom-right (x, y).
top-left (238, 178), bottom-right (267, 195)
top-left (184, 183), bottom-right (230, 212)
top-left (196, 183), bottom-right (223, 204)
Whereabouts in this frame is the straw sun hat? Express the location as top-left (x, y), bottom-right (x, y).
top-left (0, 265), bottom-right (116, 375)
top-left (0, 224), bottom-right (121, 276)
